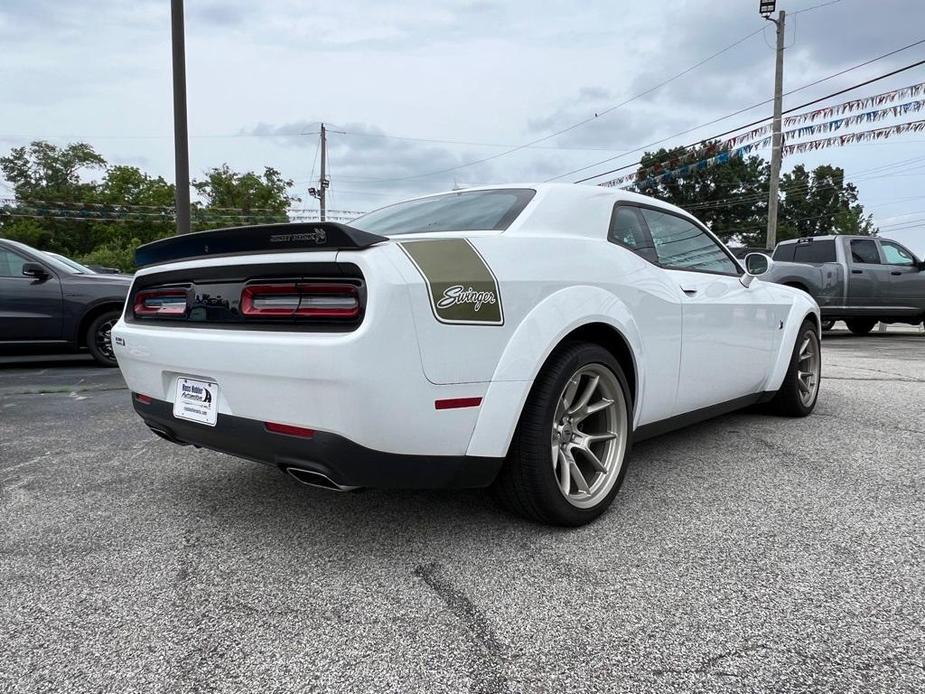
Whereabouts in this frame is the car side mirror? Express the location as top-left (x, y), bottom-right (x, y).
top-left (22, 262), bottom-right (50, 280)
top-left (741, 252), bottom-right (773, 288)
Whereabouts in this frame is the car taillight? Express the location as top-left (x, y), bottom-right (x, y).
top-left (240, 282), bottom-right (360, 319)
top-left (133, 288), bottom-right (188, 317)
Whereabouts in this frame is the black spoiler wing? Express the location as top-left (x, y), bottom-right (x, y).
top-left (134, 222), bottom-right (388, 268)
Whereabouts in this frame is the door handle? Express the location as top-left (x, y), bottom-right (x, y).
top-left (680, 287), bottom-right (698, 296)
top-left (851, 269), bottom-right (863, 274)
top-left (891, 271), bottom-right (902, 276)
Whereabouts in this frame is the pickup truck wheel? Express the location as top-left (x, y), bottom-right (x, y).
top-left (86, 310), bottom-right (121, 367)
top-left (769, 319), bottom-right (820, 417)
top-left (494, 342), bottom-right (632, 526)
top-left (845, 319), bottom-right (877, 336)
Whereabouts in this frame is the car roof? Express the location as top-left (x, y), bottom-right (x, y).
top-left (777, 234), bottom-right (873, 244)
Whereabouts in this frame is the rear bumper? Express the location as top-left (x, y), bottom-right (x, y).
top-left (133, 396), bottom-right (503, 489)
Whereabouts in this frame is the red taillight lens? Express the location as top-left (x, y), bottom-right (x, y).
top-left (264, 422), bottom-right (316, 438)
top-left (134, 288), bottom-right (188, 317)
top-left (134, 393), bottom-right (153, 405)
top-left (241, 283), bottom-right (360, 319)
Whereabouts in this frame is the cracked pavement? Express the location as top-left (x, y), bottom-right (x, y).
top-left (1, 330), bottom-right (923, 693)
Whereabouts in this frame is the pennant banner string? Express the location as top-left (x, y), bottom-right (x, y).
top-left (599, 118), bottom-right (925, 190)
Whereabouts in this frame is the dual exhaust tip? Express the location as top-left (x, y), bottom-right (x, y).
top-left (284, 466), bottom-right (358, 492)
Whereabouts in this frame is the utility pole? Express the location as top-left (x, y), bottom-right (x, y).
top-left (308, 123), bottom-right (330, 221)
top-left (763, 4), bottom-right (785, 250)
top-left (170, 0), bottom-right (191, 235)
top-left (319, 123), bottom-right (328, 222)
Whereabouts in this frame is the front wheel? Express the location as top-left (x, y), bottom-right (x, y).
top-left (494, 343), bottom-right (632, 526)
top-left (769, 319), bottom-right (821, 417)
top-left (86, 310), bottom-right (121, 367)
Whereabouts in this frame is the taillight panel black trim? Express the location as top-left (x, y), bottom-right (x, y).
top-left (126, 262), bottom-right (367, 332)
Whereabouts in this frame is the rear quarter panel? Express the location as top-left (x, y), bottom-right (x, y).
top-left (387, 233), bottom-right (684, 426)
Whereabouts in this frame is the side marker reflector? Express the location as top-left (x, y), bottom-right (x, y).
top-left (264, 422), bottom-right (316, 438)
top-left (134, 393), bottom-right (153, 405)
top-left (434, 397), bottom-right (483, 410)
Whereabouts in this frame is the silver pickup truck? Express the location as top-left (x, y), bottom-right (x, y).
top-left (763, 235), bottom-right (925, 335)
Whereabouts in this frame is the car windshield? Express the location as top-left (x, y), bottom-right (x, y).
top-left (351, 189), bottom-right (536, 235)
top-left (46, 252), bottom-right (95, 274)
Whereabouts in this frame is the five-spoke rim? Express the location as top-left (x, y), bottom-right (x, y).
top-left (96, 318), bottom-right (118, 361)
top-left (797, 330), bottom-right (820, 407)
top-left (551, 364), bottom-right (628, 509)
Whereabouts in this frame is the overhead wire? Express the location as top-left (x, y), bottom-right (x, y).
top-left (564, 49), bottom-right (925, 184)
top-left (342, 24), bottom-right (771, 184)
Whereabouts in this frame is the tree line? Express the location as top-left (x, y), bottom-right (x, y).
top-left (0, 141), bottom-right (298, 271)
top-left (634, 141), bottom-right (875, 248)
top-left (0, 140), bottom-right (875, 271)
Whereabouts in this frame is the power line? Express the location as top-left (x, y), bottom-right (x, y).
top-left (563, 43), bottom-right (925, 184)
top-left (347, 24), bottom-right (769, 184)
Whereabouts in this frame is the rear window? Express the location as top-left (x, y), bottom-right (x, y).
top-left (351, 189), bottom-right (535, 236)
top-left (773, 239), bottom-right (836, 263)
top-left (793, 239), bottom-right (836, 263)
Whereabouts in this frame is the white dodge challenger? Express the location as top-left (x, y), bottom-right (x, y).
top-left (113, 183), bottom-right (821, 526)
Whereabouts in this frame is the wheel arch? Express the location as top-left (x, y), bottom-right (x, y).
top-left (75, 300), bottom-right (125, 347)
top-left (466, 285), bottom-right (644, 459)
top-left (766, 298), bottom-right (821, 392)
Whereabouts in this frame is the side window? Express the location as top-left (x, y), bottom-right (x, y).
top-left (608, 206), bottom-right (657, 263)
top-left (639, 208), bottom-right (739, 275)
top-left (880, 240), bottom-right (916, 266)
top-left (773, 243), bottom-right (795, 262)
top-left (0, 248), bottom-right (28, 278)
top-left (850, 239), bottom-right (880, 264)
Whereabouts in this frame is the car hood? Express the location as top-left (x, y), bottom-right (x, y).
top-left (78, 273), bottom-right (133, 284)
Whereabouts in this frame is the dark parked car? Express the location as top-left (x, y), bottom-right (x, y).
top-left (0, 239), bottom-right (131, 365)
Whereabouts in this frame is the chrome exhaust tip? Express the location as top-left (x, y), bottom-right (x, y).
top-left (284, 466), bottom-right (358, 492)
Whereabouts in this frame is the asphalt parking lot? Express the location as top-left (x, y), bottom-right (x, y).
top-left (1, 330), bottom-right (923, 693)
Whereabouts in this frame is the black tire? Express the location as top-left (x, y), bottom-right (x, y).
top-left (820, 320), bottom-right (835, 331)
top-left (494, 342), bottom-right (633, 527)
top-left (86, 310), bottom-right (121, 367)
top-left (769, 319), bottom-right (820, 417)
top-left (845, 318), bottom-right (877, 336)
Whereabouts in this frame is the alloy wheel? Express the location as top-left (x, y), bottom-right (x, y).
top-left (550, 364), bottom-right (628, 509)
top-left (797, 330), bottom-right (821, 407)
top-left (95, 318), bottom-right (118, 362)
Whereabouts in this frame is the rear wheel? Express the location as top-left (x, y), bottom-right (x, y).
top-left (769, 320), bottom-right (821, 417)
top-left (494, 343), bottom-right (632, 526)
top-left (86, 310), bottom-right (121, 367)
top-left (845, 318), bottom-right (877, 336)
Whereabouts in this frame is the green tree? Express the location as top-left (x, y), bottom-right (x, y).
top-left (0, 141), bottom-right (108, 257)
top-left (636, 141), bottom-right (769, 247)
top-left (192, 164), bottom-right (297, 229)
top-left (1, 141), bottom-right (302, 272)
top-left (635, 144), bottom-right (875, 248)
top-left (777, 164), bottom-right (874, 240)
top-left (0, 140), bottom-right (105, 200)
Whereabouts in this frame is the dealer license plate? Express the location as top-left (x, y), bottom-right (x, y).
top-left (172, 377), bottom-right (219, 426)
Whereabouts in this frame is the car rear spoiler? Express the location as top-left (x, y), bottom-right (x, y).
top-left (134, 222), bottom-right (389, 268)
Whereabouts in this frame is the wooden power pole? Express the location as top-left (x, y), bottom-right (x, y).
top-left (765, 8), bottom-right (786, 250)
top-left (170, 0), bottom-right (191, 234)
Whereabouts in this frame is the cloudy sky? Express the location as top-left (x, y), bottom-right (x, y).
top-left (2, 0), bottom-right (924, 250)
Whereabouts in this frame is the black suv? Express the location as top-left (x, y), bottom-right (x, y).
top-left (0, 239), bottom-right (131, 366)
